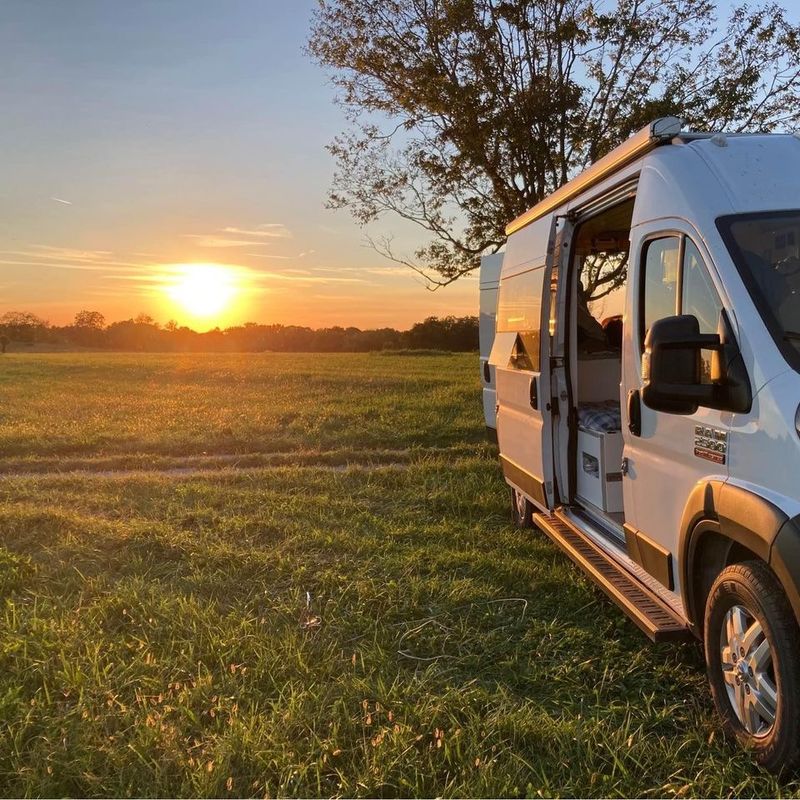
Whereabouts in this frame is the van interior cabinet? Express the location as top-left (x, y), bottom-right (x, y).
top-left (576, 427), bottom-right (624, 513)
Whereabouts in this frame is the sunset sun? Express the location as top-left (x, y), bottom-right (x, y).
top-left (165, 264), bottom-right (239, 321)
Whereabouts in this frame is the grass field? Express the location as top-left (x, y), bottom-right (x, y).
top-left (0, 352), bottom-right (797, 797)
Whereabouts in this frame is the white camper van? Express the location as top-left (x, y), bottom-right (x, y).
top-left (484, 117), bottom-right (800, 771)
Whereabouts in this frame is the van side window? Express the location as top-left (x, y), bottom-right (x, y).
top-left (641, 236), bottom-right (680, 346)
top-left (496, 267), bottom-right (543, 371)
top-left (682, 239), bottom-right (722, 335)
top-left (682, 239), bottom-right (723, 384)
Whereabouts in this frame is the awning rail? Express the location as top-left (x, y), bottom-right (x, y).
top-left (505, 116), bottom-right (683, 236)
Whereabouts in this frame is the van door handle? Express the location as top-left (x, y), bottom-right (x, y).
top-left (529, 376), bottom-right (538, 410)
top-left (627, 389), bottom-right (642, 437)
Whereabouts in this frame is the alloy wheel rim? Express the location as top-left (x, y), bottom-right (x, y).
top-left (719, 603), bottom-right (777, 736)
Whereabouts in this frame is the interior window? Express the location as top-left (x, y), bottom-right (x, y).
top-left (641, 236), bottom-right (680, 346)
top-left (573, 198), bottom-right (633, 356)
top-left (682, 239), bottom-right (723, 384)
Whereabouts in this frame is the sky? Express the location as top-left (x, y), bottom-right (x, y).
top-left (0, 0), bottom-right (477, 330)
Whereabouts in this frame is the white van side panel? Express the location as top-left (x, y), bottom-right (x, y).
top-left (501, 215), bottom-right (552, 278)
top-left (479, 254), bottom-right (504, 430)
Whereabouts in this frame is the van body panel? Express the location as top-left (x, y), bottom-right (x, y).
top-left (727, 369), bottom-right (800, 521)
top-left (678, 478), bottom-right (800, 627)
top-left (500, 215), bottom-right (551, 279)
top-left (479, 253), bottom-right (504, 431)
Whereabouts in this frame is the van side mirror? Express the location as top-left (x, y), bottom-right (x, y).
top-left (642, 313), bottom-right (751, 415)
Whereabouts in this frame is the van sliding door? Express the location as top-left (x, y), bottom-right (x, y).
top-left (491, 215), bottom-right (557, 512)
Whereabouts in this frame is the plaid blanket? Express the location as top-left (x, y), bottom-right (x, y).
top-left (578, 400), bottom-right (622, 433)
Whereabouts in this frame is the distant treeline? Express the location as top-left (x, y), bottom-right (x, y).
top-left (0, 311), bottom-right (479, 353)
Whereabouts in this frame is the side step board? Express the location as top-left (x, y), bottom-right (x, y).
top-left (533, 510), bottom-right (691, 642)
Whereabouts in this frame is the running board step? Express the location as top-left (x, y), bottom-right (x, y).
top-left (533, 510), bottom-right (691, 642)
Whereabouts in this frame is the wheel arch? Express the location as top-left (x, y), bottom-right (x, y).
top-left (679, 481), bottom-right (800, 632)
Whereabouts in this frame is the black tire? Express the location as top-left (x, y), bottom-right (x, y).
top-left (704, 560), bottom-right (800, 774)
top-left (510, 486), bottom-right (535, 528)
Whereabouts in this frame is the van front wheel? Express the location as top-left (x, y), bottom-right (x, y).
top-left (510, 487), bottom-right (535, 529)
top-left (704, 560), bottom-right (800, 774)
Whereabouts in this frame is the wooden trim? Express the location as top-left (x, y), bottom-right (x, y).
top-left (500, 455), bottom-right (547, 508)
top-left (625, 523), bottom-right (674, 591)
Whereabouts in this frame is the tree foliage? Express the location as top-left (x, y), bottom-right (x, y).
top-left (309, 0), bottom-right (800, 285)
top-left (73, 310), bottom-right (106, 330)
top-left (0, 311), bottom-right (49, 343)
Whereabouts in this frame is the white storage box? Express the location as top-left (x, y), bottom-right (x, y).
top-left (576, 427), bottom-right (624, 513)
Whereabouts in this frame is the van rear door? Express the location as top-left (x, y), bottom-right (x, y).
top-left (491, 216), bottom-right (557, 511)
top-left (479, 254), bottom-right (504, 433)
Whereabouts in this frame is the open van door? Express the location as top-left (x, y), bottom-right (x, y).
top-left (490, 215), bottom-right (558, 512)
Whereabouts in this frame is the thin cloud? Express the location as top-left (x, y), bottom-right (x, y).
top-left (183, 235), bottom-right (269, 248)
top-left (0, 258), bottom-right (155, 273)
top-left (50, 196), bottom-right (72, 205)
top-left (28, 245), bottom-right (113, 261)
top-left (222, 224), bottom-right (292, 239)
top-left (244, 252), bottom-right (292, 260)
top-left (246, 248), bottom-right (315, 261)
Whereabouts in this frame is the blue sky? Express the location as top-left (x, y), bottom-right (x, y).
top-left (0, 0), bottom-right (476, 328)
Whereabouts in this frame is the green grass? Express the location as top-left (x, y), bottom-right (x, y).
top-left (0, 353), bottom-right (480, 460)
top-left (0, 353), bottom-right (796, 797)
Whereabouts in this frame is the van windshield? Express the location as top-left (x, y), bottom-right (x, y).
top-left (718, 211), bottom-right (800, 368)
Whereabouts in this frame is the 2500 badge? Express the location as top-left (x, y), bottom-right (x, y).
top-left (694, 425), bottom-right (728, 464)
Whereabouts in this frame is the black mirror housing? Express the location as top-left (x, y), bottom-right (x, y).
top-left (642, 315), bottom-right (711, 414)
top-left (642, 313), bottom-right (752, 415)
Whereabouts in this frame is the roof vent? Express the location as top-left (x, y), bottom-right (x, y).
top-left (710, 133), bottom-right (728, 148)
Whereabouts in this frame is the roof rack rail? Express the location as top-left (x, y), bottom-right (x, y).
top-left (505, 116), bottom-right (683, 236)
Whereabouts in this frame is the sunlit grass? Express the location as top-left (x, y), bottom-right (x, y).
top-left (0, 353), bottom-right (794, 796)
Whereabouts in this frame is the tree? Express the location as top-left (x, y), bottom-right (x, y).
top-left (309, 0), bottom-right (800, 286)
top-left (0, 311), bottom-right (48, 343)
top-left (70, 310), bottom-right (107, 348)
top-left (73, 310), bottom-right (106, 330)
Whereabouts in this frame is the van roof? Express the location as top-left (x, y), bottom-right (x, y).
top-left (679, 133), bottom-right (800, 215)
top-left (505, 120), bottom-right (800, 236)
